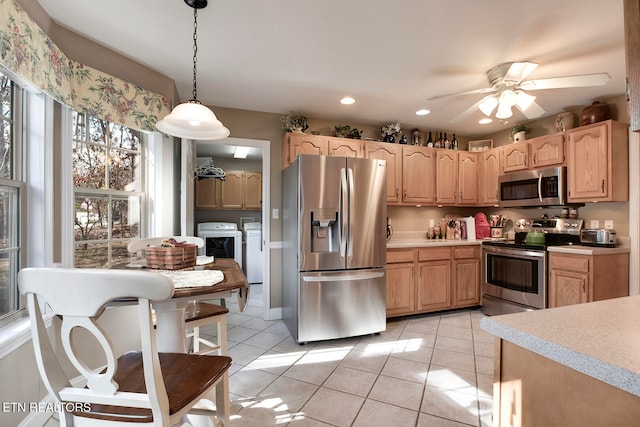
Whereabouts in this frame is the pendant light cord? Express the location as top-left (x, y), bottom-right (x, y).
top-left (192, 7), bottom-right (199, 102)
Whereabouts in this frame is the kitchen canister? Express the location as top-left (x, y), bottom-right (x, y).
top-left (580, 101), bottom-right (611, 126)
top-left (555, 112), bottom-right (575, 132)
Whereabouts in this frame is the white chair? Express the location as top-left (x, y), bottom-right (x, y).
top-left (19, 267), bottom-right (231, 426)
top-left (128, 236), bottom-right (228, 355)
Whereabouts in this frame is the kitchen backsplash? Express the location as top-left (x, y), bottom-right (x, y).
top-left (387, 202), bottom-right (630, 237)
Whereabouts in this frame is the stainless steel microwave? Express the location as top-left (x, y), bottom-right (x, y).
top-left (499, 166), bottom-right (567, 207)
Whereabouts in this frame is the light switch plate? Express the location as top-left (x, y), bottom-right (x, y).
top-left (272, 208), bottom-right (279, 219)
top-left (590, 220), bottom-right (600, 229)
top-left (604, 220), bottom-right (614, 230)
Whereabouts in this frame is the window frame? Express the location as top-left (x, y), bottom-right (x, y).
top-left (0, 70), bottom-right (25, 328)
top-left (71, 111), bottom-right (147, 268)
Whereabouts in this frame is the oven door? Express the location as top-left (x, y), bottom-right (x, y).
top-left (482, 244), bottom-right (547, 312)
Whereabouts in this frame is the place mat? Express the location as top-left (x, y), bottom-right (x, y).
top-left (158, 270), bottom-right (224, 289)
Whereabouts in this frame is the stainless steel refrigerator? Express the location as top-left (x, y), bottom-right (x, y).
top-left (282, 155), bottom-right (387, 343)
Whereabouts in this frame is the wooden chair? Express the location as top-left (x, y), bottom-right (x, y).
top-left (127, 236), bottom-right (228, 355)
top-left (19, 267), bottom-right (231, 426)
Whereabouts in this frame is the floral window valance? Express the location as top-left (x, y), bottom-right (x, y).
top-left (0, 0), bottom-right (171, 133)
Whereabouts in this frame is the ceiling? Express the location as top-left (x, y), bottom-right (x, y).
top-left (36, 0), bottom-right (626, 139)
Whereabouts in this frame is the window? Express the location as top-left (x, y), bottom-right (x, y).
top-left (0, 71), bottom-right (22, 324)
top-left (72, 111), bottom-right (144, 268)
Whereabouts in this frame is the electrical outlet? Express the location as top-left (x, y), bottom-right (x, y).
top-left (590, 220), bottom-right (600, 229)
top-left (604, 220), bottom-right (614, 230)
top-left (272, 208), bottom-right (279, 219)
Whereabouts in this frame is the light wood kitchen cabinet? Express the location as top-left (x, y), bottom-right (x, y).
top-left (196, 171), bottom-right (262, 210)
top-left (365, 142), bottom-right (402, 204)
top-left (402, 145), bottom-right (436, 204)
top-left (386, 245), bottom-right (481, 318)
top-left (435, 150), bottom-right (458, 204)
top-left (219, 171), bottom-right (244, 209)
top-left (282, 133), bottom-right (328, 169)
top-left (243, 172), bottom-right (262, 209)
top-left (480, 148), bottom-right (500, 205)
top-left (453, 246), bottom-right (481, 307)
top-left (457, 152), bottom-right (478, 205)
top-left (567, 120), bottom-right (629, 202)
top-left (529, 133), bottom-right (565, 168)
top-left (328, 137), bottom-right (363, 158)
top-left (501, 141), bottom-right (529, 173)
top-left (386, 249), bottom-right (416, 316)
top-left (548, 251), bottom-right (629, 308)
top-left (417, 248), bottom-right (452, 311)
top-left (624, 0), bottom-right (640, 132)
top-left (195, 178), bottom-right (221, 209)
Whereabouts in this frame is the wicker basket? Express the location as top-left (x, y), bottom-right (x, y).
top-left (145, 245), bottom-right (197, 270)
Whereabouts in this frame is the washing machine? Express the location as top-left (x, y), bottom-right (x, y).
top-left (243, 222), bottom-right (263, 283)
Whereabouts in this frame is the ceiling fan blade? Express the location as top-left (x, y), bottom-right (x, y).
top-left (449, 98), bottom-right (487, 123)
top-left (519, 73), bottom-right (610, 91)
top-left (515, 100), bottom-right (545, 119)
top-left (428, 87), bottom-right (495, 101)
top-left (503, 62), bottom-right (538, 83)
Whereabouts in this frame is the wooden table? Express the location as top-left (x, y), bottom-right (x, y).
top-left (118, 259), bottom-right (248, 353)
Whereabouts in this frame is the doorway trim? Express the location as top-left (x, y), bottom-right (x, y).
top-left (183, 136), bottom-right (272, 319)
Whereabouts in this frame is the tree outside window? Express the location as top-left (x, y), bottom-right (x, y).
top-left (72, 111), bottom-right (144, 268)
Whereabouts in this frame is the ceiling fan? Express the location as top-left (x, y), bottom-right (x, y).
top-left (429, 62), bottom-right (611, 123)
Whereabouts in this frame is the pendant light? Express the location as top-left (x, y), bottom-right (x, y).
top-left (156, 0), bottom-right (230, 140)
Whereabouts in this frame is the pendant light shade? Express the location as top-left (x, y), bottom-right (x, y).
top-left (155, 0), bottom-right (229, 140)
top-left (156, 101), bottom-right (229, 140)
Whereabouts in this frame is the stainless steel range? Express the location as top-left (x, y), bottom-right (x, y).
top-left (481, 218), bottom-right (583, 315)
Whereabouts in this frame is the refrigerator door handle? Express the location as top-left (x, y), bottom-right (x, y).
top-left (347, 167), bottom-right (355, 257)
top-left (302, 271), bottom-right (385, 282)
top-left (340, 167), bottom-right (348, 257)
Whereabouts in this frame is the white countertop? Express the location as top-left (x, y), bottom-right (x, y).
top-left (386, 231), bottom-right (483, 248)
top-left (548, 244), bottom-right (630, 255)
top-left (480, 296), bottom-right (640, 397)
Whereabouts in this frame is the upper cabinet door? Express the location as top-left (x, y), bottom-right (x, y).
top-left (529, 133), bottom-right (565, 168)
top-left (364, 142), bottom-right (402, 204)
top-left (402, 146), bottom-right (436, 204)
top-left (457, 152), bottom-right (478, 205)
top-left (501, 142), bottom-right (529, 173)
top-left (283, 133), bottom-right (329, 169)
top-left (435, 150), bottom-right (458, 204)
top-left (244, 172), bottom-right (262, 209)
top-left (220, 170), bottom-right (244, 209)
top-left (567, 120), bottom-right (629, 202)
top-left (328, 137), bottom-right (363, 158)
top-left (480, 148), bottom-right (500, 206)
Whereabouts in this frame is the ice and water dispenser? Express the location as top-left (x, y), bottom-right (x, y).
top-left (310, 210), bottom-right (338, 253)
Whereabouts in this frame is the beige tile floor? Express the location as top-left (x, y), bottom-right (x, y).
top-left (44, 284), bottom-right (494, 427)
top-left (212, 284), bottom-right (494, 427)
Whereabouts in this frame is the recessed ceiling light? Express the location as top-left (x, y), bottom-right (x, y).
top-left (340, 97), bottom-right (355, 105)
top-left (416, 109), bottom-right (430, 116)
top-left (479, 118), bottom-right (493, 124)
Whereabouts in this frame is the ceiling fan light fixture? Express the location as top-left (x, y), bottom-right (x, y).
top-left (499, 89), bottom-right (517, 108)
top-left (155, 0), bottom-right (229, 141)
top-left (496, 102), bottom-right (513, 119)
top-left (515, 90), bottom-right (536, 111)
top-left (478, 96), bottom-right (498, 116)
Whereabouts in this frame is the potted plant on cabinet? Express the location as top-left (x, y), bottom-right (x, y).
top-left (510, 124), bottom-right (530, 142)
top-left (281, 115), bottom-right (309, 133)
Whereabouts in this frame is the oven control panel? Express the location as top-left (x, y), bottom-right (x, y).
top-left (514, 218), bottom-right (583, 234)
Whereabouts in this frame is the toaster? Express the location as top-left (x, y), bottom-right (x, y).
top-left (580, 228), bottom-right (616, 247)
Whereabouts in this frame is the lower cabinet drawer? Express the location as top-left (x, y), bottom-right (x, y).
top-left (549, 254), bottom-right (589, 272)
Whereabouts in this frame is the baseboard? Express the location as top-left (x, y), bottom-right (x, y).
top-left (266, 307), bottom-right (282, 320)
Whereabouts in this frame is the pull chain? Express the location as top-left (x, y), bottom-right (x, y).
top-left (192, 7), bottom-right (199, 101)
